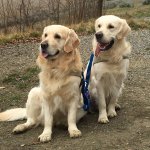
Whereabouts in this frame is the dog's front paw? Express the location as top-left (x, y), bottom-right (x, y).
top-left (13, 124), bottom-right (26, 134)
top-left (69, 129), bottom-right (82, 138)
top-left (108, 109), bottom-right (117, 118)
top-left (98, 115), bottom-right (109, 124)
top-left (115, 103), bottom-right (121, 110)
top-left (38, 133), bottom-right (51, 143)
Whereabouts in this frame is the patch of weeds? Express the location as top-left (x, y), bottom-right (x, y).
top-left (10, 94), bottom-right (22, 103)
top-left (29, 31), bottom-right (40, 38)
top-left (128, 19), bottom-right (150, 30)
top-left (119, 2), bottom-right (133, 8)
top-left (75, 22), bottom-right (86, 33)
top-left (22, 67), bottom-right (39, 80)
top-left (0, 36), bottom-right (12, 45)
top-left (12, 34), bottom-right (25, 40)
top-left (16, 82), bottom-right (28, 90)
top-left (2, 67), bottom-right (39, 90)
top-left (106, 5), bottom-right (150, 30)
top-left (135, 11), bottom-right (150, 18)
top-left (0, 92), bottom-right (24, 108)
top-left (69, 19), bottom-right (95, 35)
top-left (0, 31), bottom-right (40, 45)
top-left (2, 73), bottom-right (21, 84)
top-left (134, 6), bottom-right (150, 18)
top-left (85, 22), bottom-right (95, 34)
top-left (0, 34), bottom-right (25, 45)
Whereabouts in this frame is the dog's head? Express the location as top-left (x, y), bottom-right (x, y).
top-left (94, 15), bottom-right (131, 56)
top-left (40, 25), bottom-right (80, 59)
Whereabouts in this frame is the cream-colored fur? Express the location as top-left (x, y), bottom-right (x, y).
top-left (0, 25), bottom-right (86, 142)
top-left (89, 15), bottom-right (131, 123)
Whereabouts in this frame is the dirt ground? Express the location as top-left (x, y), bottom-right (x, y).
top-left (0, 30), bottom-right (150, 150)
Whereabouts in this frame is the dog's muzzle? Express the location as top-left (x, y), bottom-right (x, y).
top-left (95, 32), bottom-right (115, 57)
top-left (40, 42), bottom-right (60, 59)
top-left (96, 38), bottom-right (114, 51)
top-left (95, 32), bottom-right (114, 51)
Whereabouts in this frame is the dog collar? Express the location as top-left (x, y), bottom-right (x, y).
top-left (93, 55), bottom-right (129, 65)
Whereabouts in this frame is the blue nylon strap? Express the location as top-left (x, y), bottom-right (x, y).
top-left (81, 53), bottom-right (94, 111)
top-left (85, 53), bottom-right (94, 86)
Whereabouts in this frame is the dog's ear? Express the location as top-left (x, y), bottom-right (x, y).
top-left (64, 29), bottom-right (80, 53)
top-left (117, 19), bottom-right (131, 40)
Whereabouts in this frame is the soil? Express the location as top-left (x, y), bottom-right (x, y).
top-left (0, 30), bottom-right (150, 150)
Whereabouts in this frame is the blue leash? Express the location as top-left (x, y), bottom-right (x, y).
top-left (81, 53), bottom-right (94, 111)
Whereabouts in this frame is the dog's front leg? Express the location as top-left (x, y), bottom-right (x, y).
top-left (97, 85), bottom-right (109, 123)
top-left (38, 100), bottom-right (53, 142)
top-left (68, 100), bottom-right (82, 138)
top-left (108, 95), bottom-right (118, 118)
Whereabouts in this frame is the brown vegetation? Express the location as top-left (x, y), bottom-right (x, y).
top-left (0, 0), bottom-right (103, 34)
top-left (0, 1), bottom-right (150, 45)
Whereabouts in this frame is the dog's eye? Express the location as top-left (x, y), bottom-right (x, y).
top-left (54, 34), bottom-right (61, 39)
top-left (108, 24), bottom-right (114, 29)
top-left (45, 33), bottom-right (47, 37)
top-left (98, 24), bottom-right (101, 28)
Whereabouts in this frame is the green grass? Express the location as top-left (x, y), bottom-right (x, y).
top-left (1, 67), bottom-right (40, 108)
top-left (10, 95), bottom-right (22, 102)
top-left (2, 67), bottom-right (39, 90)
top-left (29, 31), bottom-right (41, 38)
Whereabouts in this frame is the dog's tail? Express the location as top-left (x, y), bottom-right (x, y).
top-left (0, 108), bottom-right (26, 121)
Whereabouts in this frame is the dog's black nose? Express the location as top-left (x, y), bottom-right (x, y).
top-left (95, 32), bottom-right (103, 40)
top-left (41, 42), bottom-right (48, 49)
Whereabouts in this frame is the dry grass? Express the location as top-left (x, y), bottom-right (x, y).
top-left (69, 19), bottom-right (95, 35)
top-left (0, 5), bottom-right (150, 45)
top-left (0, 31), bottom-right (41, 45)
top-left (106, 5), bottom-right (150, 29)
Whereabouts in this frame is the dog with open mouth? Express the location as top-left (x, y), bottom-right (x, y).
top-left (0, 25), bottom-right (86, 142)
top-left (88, 15), bottom-right (131, 123)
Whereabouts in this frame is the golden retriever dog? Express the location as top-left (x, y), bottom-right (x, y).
top-left (89, 15), bottom-right (131, 123)
top-left (0, 25), bottom-right (86, 142)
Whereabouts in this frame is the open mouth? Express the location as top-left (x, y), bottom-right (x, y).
top-left (41, 50), bottom-right (60, 59)
top-left (95, 38), bottom-right (114, 57)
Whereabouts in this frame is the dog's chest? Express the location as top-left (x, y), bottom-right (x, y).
top-left (94, 62), bottom-right (128, 88)
top-left (40, 79), bottom-right (67, 114)
top-left (53, 96), bottom-right (66, 114)
top-left (94, 61), bottom-right (128, 79)
top-left (101, 71), bottom-right (124, 86)
top-left (41, 78), bottom-right (63, 94)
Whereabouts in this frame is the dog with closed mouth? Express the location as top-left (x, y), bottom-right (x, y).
top-left (0, 25), bottom-right (86, 142)
top-left (88, 15), bottom-right (131, 123)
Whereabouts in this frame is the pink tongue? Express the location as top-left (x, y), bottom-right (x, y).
top-left (95, 44), bottom-right (101, 57)
top-left (100, 44), bottom-right (106, 49)
top-left (95, 43), bottom-right (109, 56)
top-left (42, 52), bottom-right (49, 58)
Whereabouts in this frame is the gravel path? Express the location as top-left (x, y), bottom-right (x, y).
top-left (0, 30), bottom-right (150, 150)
